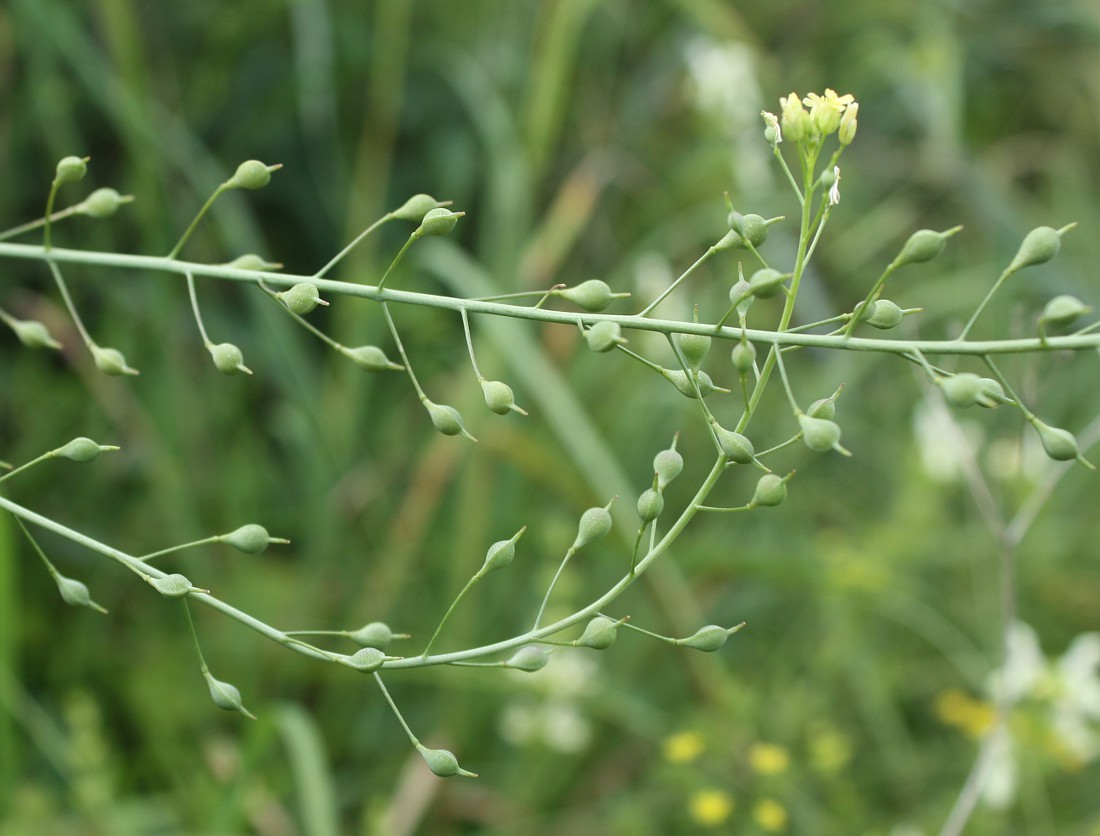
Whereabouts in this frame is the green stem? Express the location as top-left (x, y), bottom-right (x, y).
top-left (313, 215), bottom-right (393, 278)
top-left (167, 184), bottom-right (229, 260)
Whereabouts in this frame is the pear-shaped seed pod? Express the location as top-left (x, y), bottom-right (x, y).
top-left (798, 414), bottom-right (844, 453)
top-left (226, 160), bottom-right (280, 190)
top-left (56, 576), bottom-right (107, 613)
top-left (637, 488), bottom-right (664, 523)
top-left (1040, 295), bottom-right (1090, 329)
top-left (204, 672), bottom-right (256, 719)
top-left (730, 341), bottom-right (756, 375)
top-left (348, 622), bottom-right (409, 650)
top-left (10, 318), bottom-right (62, 349)
top-left (584, 320), bottom-right (625, 352)
top-left (1030, 419), bottom-right (1090, 465)
top-left (575, 616), bottom-right (620, 650)
top-left (939, 373), bottom-right (982, 408)
top-left (807, 396), bottom-right (836, 420)
top-left (222, 524), bottom-right (283, 554)
top-left (713, 425), bottom-right (756, 465)
top-left (740, 214), bottom-right (769, 248)
top-left (150, 573), bottom-right (197, 598)
top-left (414, 207), bottom-right (464, 238)
top-left (342, 647), bottom-right (386, 672)
top-left (78, 187), bottom-right (132, 218)
top-left (92, 346), bottom-right (139, 376)
top-left (481, 379), bottom-right (527, 415)
top-left (677, 332), bottom-right (712, 371)
top-left (506, 645), bottom-right (550, 672)
top-left (975, 378), bottom-right (1007, 409)
top-left (729, 279), bottom-right (754, 312)
top-left (714, 228), bottom-right (745, 252)
top-left (750, 473), bottom-right (788, 508)
top-left (572, 500), bottom-right (614, 550)
top-left (867, 299), bottom-right (904, 329)
top-left (224, 253), bottom-right (282, 271)
top-left (58, 437), bottom-right (114, 463)
top-left (425, 401), bottom-right (477, 441)
top-left (278, 282), bottom-right (328, 315)
top-left (554, 280), bottom-right (627, 313)
top-left (54, 155), bottom-right (88, 185)
top-left (392, 193), bottom-right (446, 223)
top-left (209, 342), bottom-right (251, 375)
top-left (342, 345), bottom-right (403, 372)
top-left (1008, 225), bottom-right (1066, 272)
top-left (663, 369), bottom-right (729, 399)
top-left (677, 625), bottom-right (733, 652)
top-left (653, 445), bottom-right (683, 490)
top-left (894, 227), bottom-right (960, 267)
top-left (748, 268), bottom-right (787, 299)
top-left (481, 527), bottom-right (526, 574)
top-left (417, 745), bottom-right (477, 778)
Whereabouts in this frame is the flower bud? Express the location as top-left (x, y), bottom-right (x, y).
top-left (425, 401), bottom-right (476, 441)
top-left (92, 346), bottom-right (139, 376)
top-left (654, 442), bottom-right (684, 490)
top-left (77, 187), bottom-right (132, 218)
top-left (637, 488), bottom-right (664, 523)
top-left (9, 318), bottom-right (62, 349)
top-left (341, 647), bottom-right (386, 672)
top-left (893, 226), bottom-right (962, 268)
top-left (1039, 295), bottom-right (1090, 331)
top-left (761, 110), bottom-right (781, 144)
top-left (348, 622), bottom-right (409, 650)
top-left (277, 282), bottom-right (328, 315)
top-left (416, 744), bottom-right (478, 778)
top-left (554, 280), bottom-right (628, 313)
top-left (1008, 225), bottom-right (1072, 273)
top-left (779, 92), bottom-right (809, 142)
top-left (975, 378), bottom-right (1008, 409)
top-left (481, 527), bottom-right (526, 574)
top-left (57, 437), bottom-right (117, 463)
top-left (226, 160), bottom-right (281, 190)
top-left (677, 332), bottom-right (711, 371)
top-left (412, 207), bottom-right (465, 239)
top-left (676, 623), bottom-right (744, 652)
top-left (572, 499), bottom-right (614, 550)
top-left (54, 156), bottom-right (88, 185)
top-left (866, 299), bottom-right (904, 329)
top-left (1029, 418), bottom-right (1095, 468)
top-left (221, 524), bottom-right (288, 554)
top-left (204, 672), bottom-right (256, 719)
top-left (149, 573), bottom-right (203, 598)
top-left (662, 368), bottom-right (729, 399)
top-left (341, 345), bottom-right (403, 372)
top-left (505, 645), bottom-right (549, 672)
top-left (749, 473), bottom-right (789, 508)
top-left (56, 575), bottom-right (108, 613)
top-left (798, 414), bottom-right (849, 455)
top-left (584, 320), bottom-right (626, 352)
top-left (209, 342), bottom-right (251, 375)
top-left (575, 615), bottom-right (621, 650)
top-left (392, 193), bottom-right (447, 223)
top-left (730, 340), bottom-right (756, 375)
top-left (712, 424), bottom-right (757, 465)
top-left (481, 379), bottom-right (527, 416)
top-left (224, 253), bottom-right (282, 271)
top-left (838, 102), bottom-right (859, 145)
top-left (748, 268), bottom-right (787, 300)
top-left (938, 373), bottom-right (981, 409)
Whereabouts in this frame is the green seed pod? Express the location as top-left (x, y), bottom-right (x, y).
top-left (729, 278), bottom-right (755, 318)
top-left (637, 488), bottom-right (664, 523)
top-left (77, 187), bottom-right (132, 218)
top-left (204, 672), bottom-right (256, 719)
top-left (277, 282), bottom-right (328, 315)
top-left (975, 378), bottom-right (1007, 409)
top-left (798, 414), bottom-right (846, 454)
top-left (481, 527), bottom-right (526, 574)
top-left (677, 624), bottom-right (734, 652)
top-left (348, 622), bottom-right (409, 650)
top-left (413, 207), bottom-right (465, 238)
top-left (224, 253), bottom-right (282, 271)
top-left (425, 401), bottom-right (477, 441)
top-left (392, 193), bottom-right (446, 223)
top-left (938, 373), bottom-right (982, 408)
top-left (222, 524), bottom-right (286, 554)
top-left (92, 346), bottom-right (139, 376)
top-left (677, 332), bottom-right (712, 371)
top-left (417, 745), bottom-right (478, 778)
top-left (342, 648), bottom-right (386, 672)
top-left (1040, 295), bottom-right (1090, 330)
top-left (748, 268), bottom-right (787, 300)
top-left (481, 379), bottom-right (527, 416)
top-left (584, 320), bottom-right (625, 352)
top-left (1008, 225), bottom-right (1067, 273)
top-left (866, 299), bottom-right (904, 330)
top-left (654, 444), bottom-right (684, 490)
top-left (572, 500), bottom-right (614, 550)
top-left (727, 210), bottom-right (744, 234)
top-left (740, 214), bottom-right (768, 248)
top-left (663, 368), bottom-right (729, 399)
top-left (1030, 419), bottom-right (1094, 468)
top-left (575, 615), bottom-right (620, 650)
top-left (554, 280), bottom-right (628, 313)
top-left (54, 155), bottom-right (88, 185)
top-left (150, 573), bottom-right (198, 598)
top-left (893, 226), bottom-right (962, 268)
top-left (714, 228), bottom-right (745, 251)
top-left (226, 159), bottom-right (280, 190)
top-left (56, 575), bottom-right (107, 613)
top-left (505, 645), bottom-right (549, 672)
top-left (209, 342), bottom-right (251, 375)
top-left (712, 424), bottom-right (756, 465)
top-left (807, 396), bottom-right (836, 421)
top-left (342, 345), bottom-right (403, 372)
top-left (750, 473), bottom-right (788, 508)
top-left (730, 340), bottom-right (756, 375)
top-left (9, 318), bottom-right (62, 349)
top-left (57, 437), bottom-right (116, 462)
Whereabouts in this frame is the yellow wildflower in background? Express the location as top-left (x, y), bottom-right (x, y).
top-left (663, 730), bottom-right (706, 764)
top-left (754, 798), bottom-right (789, 832)
top-left (689, 788), bottom-right (734, 827)
top-left (749, 742), bottom-right (790, 775)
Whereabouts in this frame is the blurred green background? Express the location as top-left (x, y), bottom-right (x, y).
top-left (1, 1), bottom-right (1099, 833)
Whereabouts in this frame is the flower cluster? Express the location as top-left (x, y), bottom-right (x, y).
top-left (761, 88), bottom-right (858, 147)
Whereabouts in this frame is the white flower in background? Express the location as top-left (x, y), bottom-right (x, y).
top-left (1051, 632), bottom-right (1100, 761)
top-left (912, 399), bottom-right (985, 483)
top-left (980, 725), bottom-right (1017, 810)
top-left (498, 653), bottom-right (598, 753)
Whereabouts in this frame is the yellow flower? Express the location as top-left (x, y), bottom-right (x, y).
top-left (754, 798), bottom-right (789, 832)
top-left (663, 730), bottom-right (706, 764)
top-left (749, 742), bottom-right (790, 775)
top-left (934, 689), bottom-right (996, 739)
top-left (802, 89), bottom-right (855, 135)
top-left (689, 788), bottom-right (734, 827)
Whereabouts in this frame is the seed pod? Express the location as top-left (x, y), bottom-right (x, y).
top-left (975, 378), bottom-right (1007, 409)
top-left (1030, 418), bottom-right (1095, 468)
top-left (149, 573), bottom-right (199, 598)
top-left (676, 624), bottom-right (743, 652)
top-left (226, 160), bottom-right (280, 190)
top-left (221, 524), bottom-right (287, 554)
top-left (740, 214), bottom-right (769, 248)
top-left (425, 401), bottom-right (477, 441)
top-left (798, 414), bottom-right (847, 454)
top-left (572, 500), bottom-right (614, 550)
top-left (56, 575), bottom-right (107, 613)
top-left (342, 648), bottom-right (386, 672)
top-left (9, 318), bottom-right (62, 349)
top-left (224, 253), bottom-right (282, 271)
top-left (750, 473), bottom-right (788, 508)
top-left (277, 282), bottom-right (328, 315)
top-left (204, 672), bottom-right (256, 719)
top-left (1008, 225), bottom-right (1068, 273)
top-left (654, 443), bottom-right (684, 490)
top-left (714, 228), bottom-right (745, 251)
top-left (342, 345), bottom-right (403, 372)
top-left (416, 745), bottom-right (477, 778)
top-left (807, 396), bottom-right (836, 421)
top-left (392, 193), bottom-right (446, 223)
top-left (712, 424), bottom-right (756, 465)
top-left (637, 488), bottom-right (664, 523)
top-left (209, 342), bottom-right (251, 375)
top-left (894, 226), bottom-right (963, 268)
top-left (662, 368), bottom-right (729, 399)
top-left (480, 527), bottom-right (526, 574)
top-left (1040, 295), bottom-right (1090, 330)
top-left (677, 331), bottom-right (712, 372)
top-left (57, 437), bottom-right (113, 462)
top-left (575, 615), bottom-right (620, 650)
top-left (92, 346), bottom-right (139, 376)
top-left (348, 622), bottom-right (409, 650)
top-left (54, 156), bottom-right (88, 185)
top-left (505, 645), bottom-right (550, 672)
top-left (730, 340), bottom-right (756, 376)
top-left (413, 207), bottom-right (465, 238)
top-left (481, 379), bottom-right (527, 416)
top-left (554, 280), bottom-right (628, 313)
top-left (867, 299), bottom-right (904, 329)
top-left (727, 210), bottom-right (744, 234)
top-left (584, 320), bottom-right (625, 352)
top-left (748, 268), bottom-right (787, 299)
top-left (938, 373), bottom-right (982, 408)
top-left (77, 187), bottom-right (132, 218)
